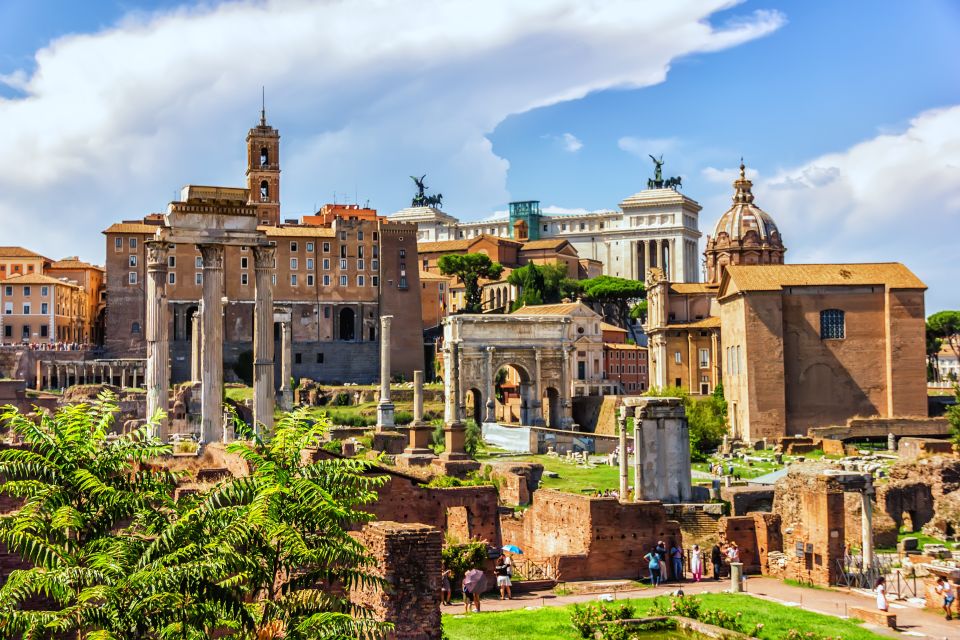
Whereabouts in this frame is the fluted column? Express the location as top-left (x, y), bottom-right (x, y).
top-left (198, 244), bottom-right (224, 444)
top-left (279, 319), bottom-right (293, 411)
top-left (190, 309), bottom-right (202, 382)
top-left (376, 315), bottom-right (395, 431)
top-left (252, 246), bottom-right (275, 435)
top-left (561, 345), bottom-right (575, 428)
top-left (145, 241), bottom-right (170, 439)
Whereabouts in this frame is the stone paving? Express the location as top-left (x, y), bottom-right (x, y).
top-left (442, 576), bottom-right (958, 639)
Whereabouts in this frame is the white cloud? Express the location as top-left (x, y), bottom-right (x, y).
top-left (561, 133), bottom-right (583, 153)
top-left (0, 0), bottom-right (784, 265)
top-left (701, 165), bottom-right (760, 183)
top-left (755, 105), bottom-right (960, 312)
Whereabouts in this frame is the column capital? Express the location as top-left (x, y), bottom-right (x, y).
top-left (252, 244), bottom-right (276, 269)
top-left (198, 244), bottom-right (225, 269)
top-left (145, 241), bottom-right (171, 269)
top-left (380, 314), bottom-right (393, 327)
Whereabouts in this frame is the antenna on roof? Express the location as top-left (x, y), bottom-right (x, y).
top-left (260, 86), bottom-right (266, 126)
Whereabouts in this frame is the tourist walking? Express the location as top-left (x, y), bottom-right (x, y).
top-left (935, 576), bottom-right (955, 620)
top-left (644, 547), bottom-right (662, 586)
top-left (875, 576), bottom-right (888, 612)
top-left (711, 543), bottom-right (723, 580)
top-left (690, 544), bottom-right (703, 582)
top-left (440, 567), bottom-right (452, 605)
top-left (495, 554), bottom-right (513, 600)
top-left (670, 542), bottom-right (684, 582)
top-left (655, 540), bottom-right (668, 580)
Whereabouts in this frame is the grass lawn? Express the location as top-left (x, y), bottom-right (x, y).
top-left (443, 593), bottom-right (891, 640)
top-left (499, 455), bottom-right (621, 494)
top-left (876, 528), bottom-right (949, 553)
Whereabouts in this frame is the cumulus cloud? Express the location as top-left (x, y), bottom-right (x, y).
top-left (755, 105), bottom-right (960, 312)
top-left (701, 165), bottom-right (760, 183)
top-left (541, 132), bottom-right (583, 153)
top-left (0, 0), bottom-right (784, 264)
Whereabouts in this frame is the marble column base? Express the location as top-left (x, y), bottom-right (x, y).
top-left (376, 401), bottom-right (395, 431)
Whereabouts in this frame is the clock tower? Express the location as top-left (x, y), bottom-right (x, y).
top-left (246, 105), bottom-right (280, 226)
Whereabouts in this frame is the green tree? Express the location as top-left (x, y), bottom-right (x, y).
top-left (644, 385), bottom-right (726, 462)
top-left (948, 385), bottom-right (960, 448)
top-left (928, 311), bottom-right (960, 382)
top-left (509, 262), bottom-right (580, 311)
top-left (578, 275), bottom-right (646, 341)
top-left (438, 253), bottom-right (504, 314)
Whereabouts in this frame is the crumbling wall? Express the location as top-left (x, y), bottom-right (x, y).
top-left (879, 454), bottom-right (960, 537)
top-left (843, 492), bottom-right (897, 548)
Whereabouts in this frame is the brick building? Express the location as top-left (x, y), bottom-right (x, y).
top-left (601, 322), bottom-right (648, 393)
top-left (718, 263), bottom-right (928, 441)
top-left (102, 113), bottom-right (423, 383)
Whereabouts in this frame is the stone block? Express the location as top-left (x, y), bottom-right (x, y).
top-left (372, 431), bottom-right (407, 455)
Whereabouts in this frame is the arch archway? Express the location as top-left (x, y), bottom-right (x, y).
top-left (338, 307), bottom-right (355, 341)
top-left (494, 363), bottom-right (532, 425)
top-left (465, 388), bottom-right (483, 425)
top-left (543, 386), bottom-right (561, 428)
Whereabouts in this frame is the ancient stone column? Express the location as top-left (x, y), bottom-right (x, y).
top-left (618, 406), bottom-right (629, 500)
top-left (400, 370), bottom-right (435, 466)
top-left (198, 244), bottom-right (224, 444)
top-left (729, 562), bottom-right (743, 592)
top-left (278, 319), bottom-right (293, 411)
top-left (145, 241), bottom-right (170, 439)
top-left (632, 407), bottom-right (642, 502)
top-left (532, 348), bottom-right (544, 427)
top-left (376, 315), bottom-right (395, 431)
top-left (484, 347), bottom-right (496, 423)
top-left (862, 479), bottom-right (875, 569)
top-left (440, 341), bottom-right (468, 460)
top-left (190, 309), bottom-right (201, 382)
top-left (252, 245), bottom-right (276, 434)
top-left (560, 345), bottom-right (575, 428)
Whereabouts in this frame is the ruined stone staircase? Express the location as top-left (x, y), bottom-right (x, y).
top-left (668, 507), bottom-right (724, 546)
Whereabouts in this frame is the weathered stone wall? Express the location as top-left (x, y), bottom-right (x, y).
top-left (843, 491), bottom-right (897, 549)
top-left (720, 486), bottom-right (774, 516)
top-left (898, 437), bottom-right (954, 460)
top-left (718, 516), bottom-right (762, 574)
top-left (504, 489), bottom-right (681, 581)
top-left (352, 522), bottom-right (442, 640)
top-left (878, 454), bottom-right (960, 537)
top-left (809, 416), bottom-right (948, 441)
top-left (488, 461), bottom-right (543, 506)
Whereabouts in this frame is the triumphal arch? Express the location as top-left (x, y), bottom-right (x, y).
top-left (442, 314), bottom-right (575, 429)
top-left (144, 185), bottom-right (275, 442)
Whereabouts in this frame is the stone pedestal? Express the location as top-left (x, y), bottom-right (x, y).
top-left (730, 562), bottom-right (743, 592)
top-left (624, 396), bottom-right (693, 503)
top-left (431, 421), bottom-right (480, 477)
top-left (399, 371), bottom-right (436, 467)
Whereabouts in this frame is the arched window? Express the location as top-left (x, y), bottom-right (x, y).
top-left (820, 309), bottom-right (845, 340)
top-left (131, 321), bottom-right (141, 334)
top-left (260, 147), bottom-right (269, 167)
top-left (260, 180), bottom-right (269, 202)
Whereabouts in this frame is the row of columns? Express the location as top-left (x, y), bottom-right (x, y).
top-left (145, 241), bottom-right (277, 442)
top-left (37, 361), bottom-right (143, 390)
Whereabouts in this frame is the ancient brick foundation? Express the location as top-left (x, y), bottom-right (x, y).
top-left (878, 454), bottom-right (960, 538)
top-left (352, 522), bottom-right (442, 640)
top-left (502, 488), bottom-right (681, 581)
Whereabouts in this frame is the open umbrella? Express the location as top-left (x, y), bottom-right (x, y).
top-left (463, 568), bottom-right (487, 593)
top-left (502, 544), bottom-right (523, 555)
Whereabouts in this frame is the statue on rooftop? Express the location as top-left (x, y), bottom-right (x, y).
top-left (649, 154), bottom-right (664, 183)
top-left (410, 175), bottom-right (428, 207)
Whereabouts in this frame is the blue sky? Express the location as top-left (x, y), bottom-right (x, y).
top-left (0, 0), bottom-right (957, 312)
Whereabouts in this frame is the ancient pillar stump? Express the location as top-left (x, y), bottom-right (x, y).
top-left (376, 315), bottom-right (395, 431)
top-left (399, 370), bottom-right (435, 467)
top-left (279, 319), bottom-right (293, 411)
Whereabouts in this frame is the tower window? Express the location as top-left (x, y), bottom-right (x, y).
top-left (820, 309), bottom-right (845, 340)
top-left (260, 147), bottom-right (269, 167)
top-left (260, 180), bottom-right (269, 202)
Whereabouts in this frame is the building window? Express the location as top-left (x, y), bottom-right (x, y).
top-left (373, 232), bottom-right (379, 241)
top-left (291, 274), bottom-right (298, 286)
top-left (168, 273), bottom-right (176, 285)
top-left (699, 348), bottom-right (709, 369)
top-left (322, 242), bottom-right (330, 253)
top-left (3, 325), bottom-right (9, 337)
top-left (357, 275), bottom-right (365, 286)
top-left (561, 223), bottom-right (567, 231)
top-left (129, 237), bottom-right (137, 249)
top-left (357, 259), bottom-right (364, 270)
top-left (22, 325), bottom-right (30, 339)
top-left (260, 180), bottom-right (269, 201)
top-left (168, 256), bottom-right (176, 268)
top-left (323, 258), bottom-right (330, 270)
top-left (129, 255), bottom-right (137, 267)
top-left (372, 276), bottom-right (379, 287)
top-left (22, 303), bottom-right (31, 314)
top-left (295, 353), bottom-right (302, 364)
top-left (290, 241), bottom-right (298, 253)
top-left (241, 257), bottom-right (248, 269)
top-left (23, 286), bottom-right (31, 297)
top-left (339, 245), bottom-right (347, 258)
top-left (323, 274), bottom-right (330, 286)
top-left (398, 276), bottom-right (408, 289)
top-left (129, 272), bottom-right (138, 285)
top-left (195, 256), bottom-right (203, 268)
top-left (306, 258), bottom-right (314, 270)
top-left (271, 275), bottom-right (276, 285)
top-left (340, 259), bottom-right (347, 270)
top-left (3, 286), bottom-right (10, 296)
top-left (290, 258), bottom-right (298, 270)
top-left (131, 321), bottom-right (141, 334)
top-left (339, 275), bottom-right (347, 286)
top-left (316, 353), bottom-right (324, 363)
top-left (340, 231), bottom-right (347, 241)
top-left (372, 259), bottom-right (379, 271)
top-left (241, 273), bottom-right (248, 286)
top-left (422, 259), bottom-right (428, 270)
top-left (306, 242), bottom-right (314, 252)
top-left (307, 274), bottom-right (314, 286)
top-left (820, 309), bottom-right (845, 340)
top-left (40, 325), bottom-right (48, 338)
top-left (324, 306), bottom-right (330, 319)
top-left (357, 231), bottom-right (364, 241)
top-left (358, 245), bottom-right (364, 258)
top-left (674, 351), bottom-right (681, 364)
top-left (196, 272), bottom-right (203, 285)
top-left (41, 303), bottom-right (48, 314)
top-left (114, 238), bottom-right (122, 251)
top-left (399, 249), bottom-right (406, 259)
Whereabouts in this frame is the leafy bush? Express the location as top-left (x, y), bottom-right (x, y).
top-left (394, 411), bottom-right (413, 425)
top-left (440, 541), bottom-right (487, 590)
top-left (325, 411), bottom-right (374, 427)
top-left (332, 391), bottom-right (352, 406)
top-left (569, 602), bottom-right (634, 639)
top-left (321, 439), bottom-right (343, 454)
top-left (464, 419), bottom-right (482, 456)
top-left (652, 596), bottom-right (762, 638)
top-left (645, 386), bottom-right (726, 462)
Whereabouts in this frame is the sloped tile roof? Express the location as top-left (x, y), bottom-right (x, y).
top-left (722, 263), bottom-right (926, 297)
top-left (3, 273), bottom-right (81, 288)
top-left (0, 246), bottom-right (49, 259)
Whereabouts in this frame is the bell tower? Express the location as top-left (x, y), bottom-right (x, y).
top-left (246, 98), bottom-right (280, 226)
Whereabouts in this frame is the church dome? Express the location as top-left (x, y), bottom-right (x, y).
top-left (711, 162), bottom-right (782, 245)
top-left (703, 161), bottom-right (786, 284)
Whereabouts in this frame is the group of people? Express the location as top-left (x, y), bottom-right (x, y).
top-left (440, 553), bottom-right (515, 614)
top-left (644, 540), bottom-right (741, 586)
top-left (875, 575), bottom-right (955, 621)
top-left (710, 462), bottom-right (742, 481)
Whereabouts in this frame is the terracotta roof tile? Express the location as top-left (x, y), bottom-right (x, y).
top-left (0, 246), bottom-right (49, 259)
top-left (666, 316), bottom-right (721, 329)
top-left (604, 343), bottom-right (646, 350)
top-left (511, 301), bottom-right (595, 316)
top-left (258, 226), bottom-right (335, 238)
top-left (3, 273), bottom-right (81, 288)
top-left (102, 223), bottom-right (159, 234)
top-left (722, 263), bottom-right (926, 297)
top-left (600, 322), bottom-right (627, 333)
top-left (669, 283), bottom-right (718, 295)
top-left (50, 259), bottom-right (104, 271)
top-left (418, 239), bottom-right (474, 253)
top-left (520, 238), bottom-right (569, 250)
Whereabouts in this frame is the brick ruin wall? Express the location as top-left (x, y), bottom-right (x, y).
top-left (502, 488), bottom-right (681, 581)
top-left (351, 522), bottom-right (442, 640)
top-left (717, 513), bottom-right (782, 575)
top-left (878, 454), bottom-right (960, 538)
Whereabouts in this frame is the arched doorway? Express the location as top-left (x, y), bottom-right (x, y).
top-left (494, 363), bottom-right (532, 425)
top-left (339, 308), bottom-right (355, 341)
top-left (543, 387), bottom-right (561, 428)
top-left (465, 388), bottom-right (483, 425)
